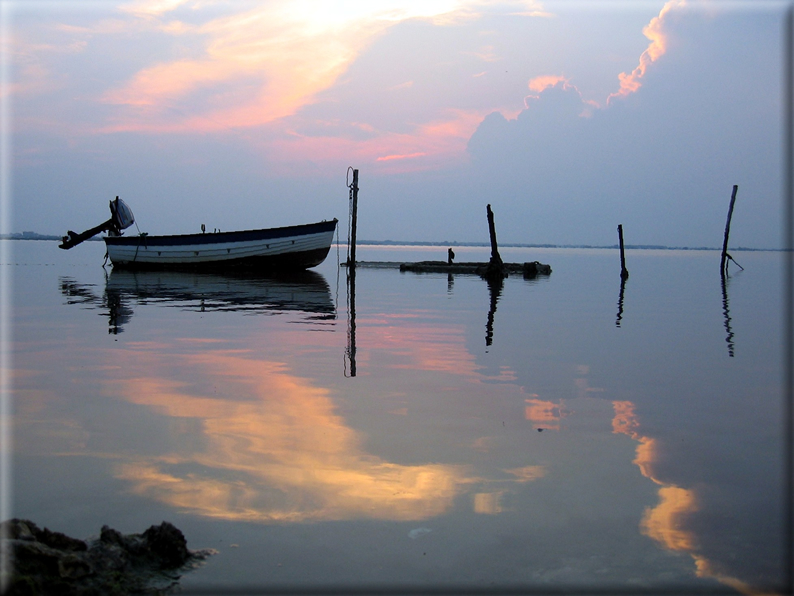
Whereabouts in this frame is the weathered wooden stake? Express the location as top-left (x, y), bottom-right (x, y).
top-left (486, 204), bottom-right (502, 266)
top-left (720, 185), bottom-right (738, 275)
top-left (345, 168), bottom-right (359, 377)
top-left (618, 224), bottom-right (629, 279)
top-left (348, 169), bottom-right (359, 270)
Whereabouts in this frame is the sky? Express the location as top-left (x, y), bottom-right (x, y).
top-left (2, 0), bottom-right (791, 248)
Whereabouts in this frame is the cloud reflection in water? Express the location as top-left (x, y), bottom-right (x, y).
top-left (611, 400), bottom-right (762, 595)
top-left (109, 345), bottom-right (475, 522)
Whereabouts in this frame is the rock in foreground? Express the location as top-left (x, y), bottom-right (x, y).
top-left (2, 519), bottom-right (212, 595)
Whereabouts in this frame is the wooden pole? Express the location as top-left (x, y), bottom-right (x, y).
top-left (349, 169), bottom-right (359, 270)
top-left (618, 224), bottom-right (629, 279)
top-left (345, 168), bottom-right (359, 376)
top-left (486, 204), bottom-right (502, 266)
top-left (720, 185), bottom-right (738, 275)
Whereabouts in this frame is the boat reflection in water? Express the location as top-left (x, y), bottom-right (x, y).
top-left (60, 269), bottom-right (336, 334)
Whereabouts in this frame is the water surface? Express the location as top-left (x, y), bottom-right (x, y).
top-left (4, 239), bottom-right (788, 593)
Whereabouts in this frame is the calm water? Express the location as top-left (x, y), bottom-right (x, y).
top-left (3, 239), bottom-right (789, 593)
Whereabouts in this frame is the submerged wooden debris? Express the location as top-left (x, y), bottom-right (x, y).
top-left (400, 260), bottom-right (551, 279)
top-left (342, 260), bottom-right (551, 278)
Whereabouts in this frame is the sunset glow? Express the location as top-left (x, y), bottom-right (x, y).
top-left (8, 0), bottom-right (783, 249)
top-left (96, 0), bottom-right (545, 144)
top-left (4, 1), bottom-right (788, 580)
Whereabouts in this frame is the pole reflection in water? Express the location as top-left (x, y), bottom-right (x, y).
top-left (345, 264), bottom-right (357, 377)
top-left (485, 274), bottom-right (503, 348)
top-left (60, 269), bottom-right (336, 334)
top-left (615, 277), bottom-right (627, 327)
top-left (720, 272), bottom-right (735, 357)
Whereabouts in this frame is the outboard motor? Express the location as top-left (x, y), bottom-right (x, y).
top-left (109, 196), bottom-right (135, 234)
top-left (60, 196), bottom-right (135, 249)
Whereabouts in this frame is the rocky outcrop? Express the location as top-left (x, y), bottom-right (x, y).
top-left (2, 519), bottom-right (212, 595)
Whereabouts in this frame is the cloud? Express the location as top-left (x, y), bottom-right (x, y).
top-left (97, 0), bottom-right (547, 134)
top-left (9, 0), bottom-right (553, 180)
top-left (528, 0), bottom-right (685, 110)
top-left (261, 108), bottom-right (488, 174)
top-left (525, 74), bottom-right (598, 114)
top-left (119, 0), bottom-right (191, 18)
top-left (376, 152), bottom-right (427, 162)
top-left (2, 36), bottom-right (87, 99)
top-left (467, 44), bottom-right (501, 62)
top-left (607, 0), bottom-right (686, 104)
top-left (527, 74), bottom-right (568, 95)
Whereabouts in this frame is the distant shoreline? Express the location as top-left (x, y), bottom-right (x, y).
top-left (346, 240), bottom-right (784, 252)
top-left (0, 234), bottom-right (786, 252)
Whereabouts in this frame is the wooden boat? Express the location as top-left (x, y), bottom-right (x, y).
top-left (104, 220), bottom-right (337, 270)
top-left (60, 197), bottom-right (338, 271)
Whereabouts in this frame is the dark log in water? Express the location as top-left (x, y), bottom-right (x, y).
top-left (398, 260), bottom-right (551, 279)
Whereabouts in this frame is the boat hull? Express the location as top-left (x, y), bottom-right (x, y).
top-left (104, 219), bottom-right (337, 271)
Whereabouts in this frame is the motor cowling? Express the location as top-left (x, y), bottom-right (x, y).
top-left (110, 197), bottom-right (135, 233)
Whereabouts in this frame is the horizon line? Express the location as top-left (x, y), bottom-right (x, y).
top-left (0, 233), bottom-right (786, 252)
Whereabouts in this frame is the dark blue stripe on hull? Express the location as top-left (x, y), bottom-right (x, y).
top-left (104, 219), bottom-right (337, 248)
top-left (110, 246), bottom-right (333, 271)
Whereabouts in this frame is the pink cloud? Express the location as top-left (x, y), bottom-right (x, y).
top-left (607, 0), bottom-right (686, 104)
top-left (527, 74), bottom-right (569, 95)
top-left (257, 109), bottom-right (490, 175)
top-left (376, 152), bottom-right (427, 162)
